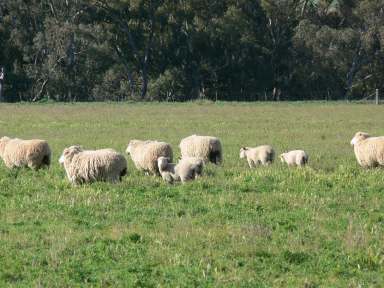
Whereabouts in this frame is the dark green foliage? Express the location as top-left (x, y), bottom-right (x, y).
top-left (0, 0), bottom-right (383, 101)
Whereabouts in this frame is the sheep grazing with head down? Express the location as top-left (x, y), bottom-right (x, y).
top-left (350, 131), bottom-right (384, 168)
top-left (0, 136), bottom-right (51, 170)
top-left (280, 150), bottom-right (308, 167)
top-left (239, 145), bottom-right (275, 168)
top-left (179, 135), bottom-right (222, 165)
top-left (180, 156), bottom-right (204, 178)
top-left (126, 140), bottom-right (173, 176)
top-left (157, 156), bottom-right (177, 183)
top-left (157, 156), bottom-right (204, 184)
top-left (59, 145), bottom-right (127, 185)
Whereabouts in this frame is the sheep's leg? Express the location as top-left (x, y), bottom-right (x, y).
top-left (247, 159), bottom-right (255, 168)
top-left (4, 161), bottom-right (15, 169)
top-left (27, 161), bottom-right (40, 170)
top-left (260, 159), bottom-right (268, 166)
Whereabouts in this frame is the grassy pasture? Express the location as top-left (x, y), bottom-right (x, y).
top-left (0, 102), bottom-right (384, 287)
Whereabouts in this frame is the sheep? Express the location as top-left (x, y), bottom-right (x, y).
top-left (59, 145), bottom-right (127, 184)
top-left (239, 145), bottom-right (275, 168)
top-left (157, 156), bottom-right (177, 183)
top-left (126, 140), bottom-right (173, 176)
top-left (179, 135), bottom-right (222, 165)
top-left (0, 136), bottom-right (51, 170)
top-left (157, 156), bottom-right (204, 184)
top-left (280, 150), bottom-right (308, 167)
top-left (350, 131), bottom-right (384, 168)
top-left (179, 156), bottom-right (204, 178)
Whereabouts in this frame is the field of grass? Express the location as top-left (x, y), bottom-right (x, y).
top-left (0, 102), bottom-right (384, 287)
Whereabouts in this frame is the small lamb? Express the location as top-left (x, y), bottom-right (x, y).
top-left (280, 150), bottom-right (308, 167)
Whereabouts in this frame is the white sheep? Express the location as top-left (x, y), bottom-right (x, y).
top-left (179, 135), bottom-right (222, 165)
top-left (59, 145), bottom-right (127, 184)
top-left (280, 150), bottom-right (308, 167)
top-left (0, 136), bottom-right (51, 170)
top-left (239, 145), bottom-right (275, 168)
top-left (350, 131), bottom-right (384, 168)
top-left (157, 156), bottom-right (204, 184)
top-left (157, 156), bottom-right (177, 183)
top-left (179, 156), bottom-right (204, 178)
top-left (126, 140), bottom-right (173, 176)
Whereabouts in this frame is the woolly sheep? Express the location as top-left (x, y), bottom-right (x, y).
top-left (157, 156), bottom-right (204, 184)
top-left (126, 140), bottom-right (173, 176)
top-left (280, 150), bottom-right (308, 167)
top-left (350, 131), bottom-right (384, 168)
top-left (59, 145), bottom-right (127, 184)
top-left (179, 157), bottom-right (204, 178)
top-left (0, 136), bottom-right (51, 170)
top-left (179, 135), bottom-right (222, 165)
top-left (239, 145), bottom-right (275, 168)
top-left (157, 156), bottom-right (177, 183)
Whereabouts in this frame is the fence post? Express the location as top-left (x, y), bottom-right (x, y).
top-left (376, 89), bottom-right (379, 105)
top-left (0, 67), bottom-right (4, 102)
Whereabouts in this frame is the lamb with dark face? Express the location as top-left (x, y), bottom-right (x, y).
top-left (350, 131), bottom-right (384, 168)
top-left (59, 145), bottom-right (127, 185)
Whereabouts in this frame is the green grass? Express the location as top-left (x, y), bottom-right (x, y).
top-left (1, 102), bottom-right (384, 287)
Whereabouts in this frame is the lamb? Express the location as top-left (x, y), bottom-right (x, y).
top-left (180, 156), bottom-right (204, 178)
top-left (0, 136), bottom-right (51, 170)
top-left (59, 145), bottom-right (127, 184)
top-left (179, 135), bottom-right (222, 165)
top-left (239, 145), bottom-right (275, 168)
top-left (157, 156), bottom-right (204, 184)
top-left (350, 131), bottom-right (384, 168)
top-left (126, 140), bottom-right (173, 176)
top-left (157, 156), bottom-right (177, 183)
top-left (280, 150), bottom-right (308, 167)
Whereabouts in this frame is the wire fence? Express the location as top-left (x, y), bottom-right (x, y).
top-left (355, 89), bottom-right (380, 105)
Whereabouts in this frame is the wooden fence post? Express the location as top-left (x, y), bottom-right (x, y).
top-left (376, 89), bottom-right (379, 105)
top-left (0, 67), bottom-right (4, 102)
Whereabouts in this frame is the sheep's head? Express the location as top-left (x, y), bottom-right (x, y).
top-left (239, 147), bottom-right (248, 159)
top-left (126, 140), bottom-right (141, 154)
top-left (157, 156), bottom-right (170, 171)
top-left (279, 153), bottom-right (286, 163)
top-left (350, 132), bottom-right (370, 146)
top-left (0, 136), bottom-right (11, 157)
top-left (59, 145), bottom-right (83, 164)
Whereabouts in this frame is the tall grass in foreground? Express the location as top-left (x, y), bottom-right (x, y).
top-left (0, 102), bottom-right (384, 287)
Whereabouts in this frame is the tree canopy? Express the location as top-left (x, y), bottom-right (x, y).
top-left (0, 0), bottom-right (383, 102)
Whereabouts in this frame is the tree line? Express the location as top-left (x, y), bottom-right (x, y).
top-left (0, 0), bottom-right (383, 102)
